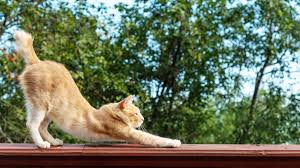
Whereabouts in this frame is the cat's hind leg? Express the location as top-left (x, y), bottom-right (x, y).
top-left (26, 102), bottom-right (51, 148)
top-left (39, 117), bottom-right (63, 146)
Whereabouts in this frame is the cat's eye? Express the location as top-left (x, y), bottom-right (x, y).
top-left (135, 113), bottom-right (138, 115)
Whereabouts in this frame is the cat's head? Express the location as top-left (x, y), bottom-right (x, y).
top-left (114, 95), bottom-right (144, 128)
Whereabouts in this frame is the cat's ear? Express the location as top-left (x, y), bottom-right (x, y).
top-left (119, 95), bottom-right (134, 109)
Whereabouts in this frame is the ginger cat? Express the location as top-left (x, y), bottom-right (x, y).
top-left (14, 30), bottom-right (181, 148)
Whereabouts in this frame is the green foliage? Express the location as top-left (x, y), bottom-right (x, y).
top-left (0, 0), bottom-right (300, 144)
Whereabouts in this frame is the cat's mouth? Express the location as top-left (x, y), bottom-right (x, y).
top-left (135, 122), bottom-right (143, 129)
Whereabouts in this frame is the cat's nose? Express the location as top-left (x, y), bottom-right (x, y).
top-left (141, 117), bottom-right (144, 121)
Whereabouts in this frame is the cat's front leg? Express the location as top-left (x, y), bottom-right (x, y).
top-left (126, 129), bottom-right (181, 148)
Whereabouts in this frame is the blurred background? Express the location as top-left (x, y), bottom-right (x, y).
top-left (1, 0), bottom-right (300, 144)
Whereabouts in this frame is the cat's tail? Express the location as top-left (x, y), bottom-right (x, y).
top-left (14, 30), bottom-right (40, 65)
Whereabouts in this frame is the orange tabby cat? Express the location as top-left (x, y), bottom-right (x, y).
top-left (14, 30), bottom-right (181, 148)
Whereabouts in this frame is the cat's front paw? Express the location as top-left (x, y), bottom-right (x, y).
top-left (51, 138), bottom-right (63, 146)
top-left (162, 139), bottom-right (181, 148)
top-left (37, 141), bottom-right (51, 148)
top-left (171, 139), bottom-right (181, 148)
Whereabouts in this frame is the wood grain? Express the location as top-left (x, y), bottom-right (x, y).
top-left (1, 144), bottom-right (300, 167)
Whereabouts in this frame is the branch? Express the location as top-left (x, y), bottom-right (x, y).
top-left (0, 125), bottom-right (13, 143)
top-left (152, 32), bottom-right (182, 121)
top-left (236, 20), bottom-right (274, 144)
top-left (267, 49), bottom-right (288, 67)
top-left (0, 0), bottom-right (44, 37)
top-left (0, 13), bottom-right (8, 37)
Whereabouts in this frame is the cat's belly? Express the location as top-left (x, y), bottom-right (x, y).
top-left (50, 116), bottom-right (115, 142)
top-left (67, 128), bottom-right (114, 142)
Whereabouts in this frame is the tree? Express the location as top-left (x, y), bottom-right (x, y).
top-left (230, 0), bottom-right (300, 143)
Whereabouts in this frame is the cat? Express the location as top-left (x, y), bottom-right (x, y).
top-left (14, 30), bottom-right (181, 148)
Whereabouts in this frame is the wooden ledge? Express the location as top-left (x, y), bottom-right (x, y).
top-left (1, 143), bottom-right (300, 156)
top-left (1, 144), bottom-right (300, 167)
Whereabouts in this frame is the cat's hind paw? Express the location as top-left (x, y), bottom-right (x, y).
top-left (51, 138), bottom-right (63, 146)
top-left (37, 141), bottom-right (51, 148)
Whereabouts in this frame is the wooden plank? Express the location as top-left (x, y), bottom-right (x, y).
top-left (1, 144), bottom-right (300, 167)
top-left (2, 143), bottom-right (300, 156)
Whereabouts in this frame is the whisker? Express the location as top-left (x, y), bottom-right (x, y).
top-left (141, 125), bottom-right (149, 133)
top-left (139, 126), bottom-right (143, 131)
